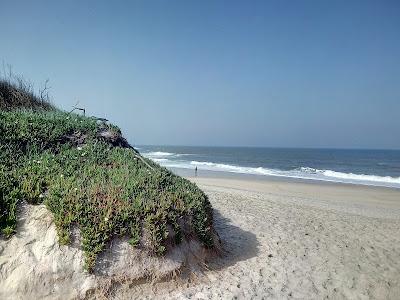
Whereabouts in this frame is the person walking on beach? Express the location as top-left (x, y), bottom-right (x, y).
top-left (195, 166), bottom-right (198, 177)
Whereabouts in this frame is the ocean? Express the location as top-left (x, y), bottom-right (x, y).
top-left (137, 146), bottom-right (400, 189)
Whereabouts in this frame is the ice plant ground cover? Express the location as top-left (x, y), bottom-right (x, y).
top-left (0, 81), bottom-right (215, 272)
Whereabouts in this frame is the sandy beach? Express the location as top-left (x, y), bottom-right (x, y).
top-left (121, 174), bottom-right (400, 299)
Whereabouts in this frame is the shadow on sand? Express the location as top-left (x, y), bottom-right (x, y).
top-left (208, 209), bottom-right (260, 270)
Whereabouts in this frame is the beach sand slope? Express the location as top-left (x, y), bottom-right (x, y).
top-left (121, 177), bottom-right (400, 300)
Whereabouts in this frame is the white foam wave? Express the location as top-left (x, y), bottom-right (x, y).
top-left (143, 157), bottom-right (400, 189)
top-left (142, 151), bottom-right (193, 158)
top-left (145, 151), bottom-right (176, 157)
top-left (190, 161), bottom-right (276, 175)
top-left (321, 170), bottom-right (400, 184)
top-left (152, 158), bottom-right (169, 163)
top-left (295, 167), bottom-right (400, 184)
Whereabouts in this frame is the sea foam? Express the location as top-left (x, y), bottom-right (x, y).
top-left (145, 151), bottom-right (176, 157)
top-left (142, 152), bottom-right (400, 189)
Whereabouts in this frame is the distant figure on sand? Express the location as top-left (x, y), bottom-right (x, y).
top-left (195, 166), bottom-right (198, 177)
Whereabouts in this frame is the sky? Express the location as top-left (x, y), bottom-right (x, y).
top-left (1, 1), bottom-right (399, 149)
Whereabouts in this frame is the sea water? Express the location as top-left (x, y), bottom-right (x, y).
top-left (137, 146), bottom-right (400, 189)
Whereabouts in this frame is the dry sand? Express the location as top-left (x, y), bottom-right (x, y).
top-left (3, 174), bottom-right (398, 299)
top-left (122, 176), bottom-right (400, 300)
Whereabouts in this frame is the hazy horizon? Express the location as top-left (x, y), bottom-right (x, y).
top-left (137, 144), bottom-right (400, 151)
top-left (1, 1), bottom-right (399, 149)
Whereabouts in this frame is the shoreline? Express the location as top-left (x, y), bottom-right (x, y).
top-left (170, 166), bottom-right (400, 191)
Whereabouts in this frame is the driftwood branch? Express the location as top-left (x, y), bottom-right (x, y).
top-left (69, 107), bottom-right (85, 116)
top-left (93, 117), bottom-right (109, 122)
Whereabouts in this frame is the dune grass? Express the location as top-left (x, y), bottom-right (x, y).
top-left (0, 78), bottom-right (54, 111)
top-left (0, 88), bottom-right (214, 272)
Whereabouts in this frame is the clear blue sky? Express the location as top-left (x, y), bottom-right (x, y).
top-left (1, 1), bottom-right (399, 149)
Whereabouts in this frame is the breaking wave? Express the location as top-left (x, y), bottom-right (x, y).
top-left (145, 151), bottom-right (176, 157)
top-left (142, 151), bottom-right (400, 188)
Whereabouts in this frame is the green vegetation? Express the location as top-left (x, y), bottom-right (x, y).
top-left (0, 79), bottom-right (214, 272)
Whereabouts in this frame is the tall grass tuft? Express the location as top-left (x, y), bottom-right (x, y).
top-left (0, 68), bottom-right (54, 111)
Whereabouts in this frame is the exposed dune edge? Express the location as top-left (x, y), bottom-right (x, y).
top-left (0, 203), bottom-right (220, 300)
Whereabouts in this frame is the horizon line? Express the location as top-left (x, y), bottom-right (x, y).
top-left (135, 144), bottom-right (400, 151)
